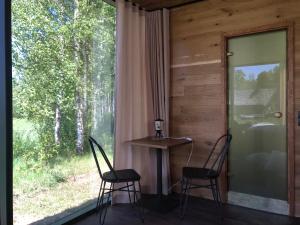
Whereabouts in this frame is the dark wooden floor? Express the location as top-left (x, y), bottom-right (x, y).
top-left (73, 197), bottom-right (300, 225)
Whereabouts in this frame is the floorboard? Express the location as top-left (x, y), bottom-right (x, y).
top-left (72, 197), bottom-right (300, 225)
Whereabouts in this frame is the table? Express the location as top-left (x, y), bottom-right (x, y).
top-left (129, 136), bottom-right (192, 213)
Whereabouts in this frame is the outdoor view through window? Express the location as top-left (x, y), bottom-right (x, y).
top-left (12, 0), bottom-right (116, 224)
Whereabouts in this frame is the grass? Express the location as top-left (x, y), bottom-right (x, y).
top-left (14, 154), bottom-right (99, 194)
top-left (13, 155), bottom-right (106, 225)
top-left (13, 118), bottom-right (37, 138)
top-left (13, 118), bottom-right (113, 225)
top-left (13, 118), bottom-right (35, 130)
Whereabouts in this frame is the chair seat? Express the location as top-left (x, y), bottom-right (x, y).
top-left (103, 169), bottom-right (141, 183)
top-left (183, 167), bottom-right (218, 179)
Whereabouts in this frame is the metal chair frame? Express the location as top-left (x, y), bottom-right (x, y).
top-left (89, 136), bottom-right (144, 225)
top-left (180, 134), bottom-right (232, 219)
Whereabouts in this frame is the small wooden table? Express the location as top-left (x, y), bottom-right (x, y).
top-left (129, 136), bottom-right (192, 213)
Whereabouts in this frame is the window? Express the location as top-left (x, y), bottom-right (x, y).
top-left (12, 0), bottom-right (116, 224)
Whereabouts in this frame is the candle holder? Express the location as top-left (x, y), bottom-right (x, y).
top-left (154, 119), bottom-right (164, 138)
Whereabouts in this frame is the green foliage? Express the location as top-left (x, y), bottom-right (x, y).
top-left (234, 65), bottom-right (280, 90)
top-left (12, 0), bottom-right (116, 163)
top-left (13, 133), bottom-right (37, 159)
top-left (13, 153), bottom-right (112, 194)
top-left (13, 119), bottom-right (39, 161)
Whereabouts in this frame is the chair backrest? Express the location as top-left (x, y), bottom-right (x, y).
top-left (203, 134), bottom-right (232, 175)
top-left (89, 136), bottom-right (117, 180)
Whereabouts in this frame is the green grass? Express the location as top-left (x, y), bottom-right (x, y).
top-left (13, 118), bottom-right (114, 225)
top-left (13, 118), bottom-right (35, 130)
top-left (13, 155), bottom-right (102, 224)
top-left (14, 154), bottom-right (96, 193)
top-left (13, 150), bottom-right (113, 225)
top-left (13, 118), bottom-right (37, 138)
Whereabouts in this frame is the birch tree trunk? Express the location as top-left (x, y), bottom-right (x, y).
top-left (74, 0), bottom-right (84, 154)
top-left (76, 92), bottom-right (84, 154)
top-left (54, 28), bottom-right (65, 146)
top-left (82, 40), bottom-right (92, 141)
top-left (54, 104), bottom-right (61, 144)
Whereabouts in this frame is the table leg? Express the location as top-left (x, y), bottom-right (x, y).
top-left (139, 147), bottom-right (179, 213)
top-left (156, 148), bottom-right (162, 196)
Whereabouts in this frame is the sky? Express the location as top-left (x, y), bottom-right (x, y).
top-left (234, 63), bottom-right (279, 80)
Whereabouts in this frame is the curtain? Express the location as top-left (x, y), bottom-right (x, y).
top-left (146, 9), bottom-right (170, 194)
top-left (114, 0), bottom-right (170, 202)
top-left (114, 0), bottom-right (156, 203)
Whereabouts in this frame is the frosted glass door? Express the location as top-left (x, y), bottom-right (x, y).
top-left (228, 30), bottom-right (287, 201)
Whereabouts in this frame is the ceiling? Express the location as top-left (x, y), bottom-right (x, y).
top-left (111, 0), bottom-right (203, 11)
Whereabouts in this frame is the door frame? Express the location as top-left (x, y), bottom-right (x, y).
top-left (221, 22), bottom-right (295, 216)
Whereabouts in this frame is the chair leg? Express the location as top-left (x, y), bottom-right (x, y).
top-left (180, 178), bottom-right (190, 219)
top-left (98, 181), bottom-right (106, 225)
top-left (99, 181), bottom-right (144, 224)
top-left (138, 181), bottom-right (145, 223)
top-left (99, 181), bottom-right (106, 211)
top-left (132, 181), bottom-right (144, 222)
top-left (97, 180), bottom-right (104, 211)
top-left (215, 178), bottom-right (224, 224)
top-left (179, 178), bottom-right (185, 215)
top-left (99, 182), bottom-right (112, 225)
top-left (126, 182), bottom-right (133, 206)
top-left (215, 178), bottom-right (222, 206)
top-left (133, 181), bottom-right (137, 204)
top-left (210, 179), bottom-right (219, 207)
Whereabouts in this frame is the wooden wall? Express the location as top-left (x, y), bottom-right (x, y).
top-left (169, 0), bottom-right (300, 216)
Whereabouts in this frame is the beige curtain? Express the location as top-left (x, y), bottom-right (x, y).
top-left (114, 0), bottom-right (156, 203)
top-left (146, 9), bottom-right (170, 194)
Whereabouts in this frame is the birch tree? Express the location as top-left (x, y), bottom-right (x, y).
top-left (12, 0), bottom-right (116, 161)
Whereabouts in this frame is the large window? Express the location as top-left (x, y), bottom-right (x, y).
top-left (12, 0), bottom-right (116, 224)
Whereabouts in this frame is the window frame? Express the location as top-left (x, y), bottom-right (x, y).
top-left (0, 0), bottom-right (13, 225)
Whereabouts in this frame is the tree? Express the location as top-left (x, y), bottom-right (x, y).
top-left (12, 0), bottom-right (116, 161)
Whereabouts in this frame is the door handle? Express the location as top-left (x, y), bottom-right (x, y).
top-left (273, 112), bottom-right (283, 118)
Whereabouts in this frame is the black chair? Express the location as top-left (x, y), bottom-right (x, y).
top-left (89, 136), bottom-right (144, 225)
top-left (180, 134), bottom-right (232, 219)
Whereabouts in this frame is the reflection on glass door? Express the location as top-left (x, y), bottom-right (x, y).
top-left (227, 30), bottom-right (288, 214)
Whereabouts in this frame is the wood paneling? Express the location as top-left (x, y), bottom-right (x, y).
top-left (169, 0), bottom-right (300, 217)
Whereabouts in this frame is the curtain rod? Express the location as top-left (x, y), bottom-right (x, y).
top-left (103, 0), bottom-right (116, 7)
top-left (157, 0), bottom-right (203, 11)
top-left (108, 0), bottom-right (147, 11)
top-left (106, 0), bottom-right (203, 11)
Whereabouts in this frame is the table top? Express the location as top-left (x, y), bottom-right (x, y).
top-left (129, 136), bottom-right (192, 150)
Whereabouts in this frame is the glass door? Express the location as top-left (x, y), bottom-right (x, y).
top-left (227, 30), bottom-right (288, 214)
